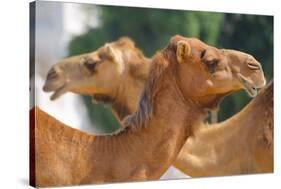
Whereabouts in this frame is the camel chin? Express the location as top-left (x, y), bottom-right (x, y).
top-left (237, 73), bottom-right (262, 97)
top-left (50, 84), bottom-right (68, 100)
top-left (42, 72), bottom-right (69, 101)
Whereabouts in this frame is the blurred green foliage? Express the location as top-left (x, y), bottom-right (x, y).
top-left (68, 5), bottom-right (273, 133)
top-left (217, 14), bottom-right (273, 120)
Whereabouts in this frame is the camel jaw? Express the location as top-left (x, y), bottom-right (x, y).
top-left (237, 73), bottom-right (258, 97)
top-left (49, 84), bottom-right (68, 100)
top-left (43, 71), bottom-right (68, 101)
top-left (43, 82), bottom-right (67, 101)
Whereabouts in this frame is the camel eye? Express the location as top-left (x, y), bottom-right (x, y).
top-left (84, 59), bottom-right (99, 73)
top-left (200, 49), bottom-right (206, 59)
top-left (204, 59), bottom-right (219, 74)
top-left (205, 59), bottom-right (218, 65)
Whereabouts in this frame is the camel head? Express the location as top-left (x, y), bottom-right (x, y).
top-left (169, 35), bottom-right (266, 108)
top-left (43, 37), bottom-right (149, 101)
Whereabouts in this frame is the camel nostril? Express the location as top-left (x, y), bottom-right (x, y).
top-left (43, 66), bottom-right (66, 92)
top-left (247, 61), bottom-right (260, 70)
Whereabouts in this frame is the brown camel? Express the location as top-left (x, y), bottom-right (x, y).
top-left (34, 35), bottom-right (266, 187)
top-left (43, 36), bottom-right (271, 177)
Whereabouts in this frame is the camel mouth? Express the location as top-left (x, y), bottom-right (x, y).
top-left (237, 73), bottom-right (259, 97)
top-left (245, 85), bottom-right (258, 97)
top-left (43, 82), bottom-right (56, 92)
top-left (43, 69), bottom-right (68, 100)
top-left (43, 80), bottom-right (68, 100)
top-left (49, 83), bottom-right (68, 101)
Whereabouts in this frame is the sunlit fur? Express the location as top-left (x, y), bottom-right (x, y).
top-left (174, 81), bottom-right (273, 177)
top-left (35, 35), bottom-right (270, 187)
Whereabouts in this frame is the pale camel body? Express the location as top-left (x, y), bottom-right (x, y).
top-left (37, 36), bottom-right (266, 186)
top-left (174, 81), bottom-right (273, 177)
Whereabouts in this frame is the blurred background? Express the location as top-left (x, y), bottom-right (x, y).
top-left (32, 1), bottom-right (273, 179)
top-left (68, 3), bottom-right (273, 133)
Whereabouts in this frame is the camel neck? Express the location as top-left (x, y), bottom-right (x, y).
top-left (114, 75), bottom-right (146, 119)
top-left (113, 58), bottom-right (151, 118)
top-left (90, 77), bottom-right (143, 121)
top-left (81, 77), bottom-right (204, 184)
top-left (173, 83), bottom-right (273, 177)
top-left (92, 61), bottom-right (149, 121)
top-left (202, 93), bottom-right (262, 137)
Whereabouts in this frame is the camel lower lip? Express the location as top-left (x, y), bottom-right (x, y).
top-left (237, 73), bottom-right (258, 97)
top-left (245, 86), bottom-right (257, 97)
top-left (50, 84), bottom-right (67, 100)
top-left (43, 78), bottom-right (66, 92)
top-left (243, 81), bottom-right (257, 97)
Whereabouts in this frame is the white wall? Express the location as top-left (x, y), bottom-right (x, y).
top-left (34, 1), bottom-right (98, 134)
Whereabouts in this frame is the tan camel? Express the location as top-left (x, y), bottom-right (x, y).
top-left (43, 38), bottom-right (273, 177)
top-left (173, 81), bottom-right (273, 177)
top-left (35, 35), bottom-right (266, 187)
top-left (43, 37), bottom-right (150, 121)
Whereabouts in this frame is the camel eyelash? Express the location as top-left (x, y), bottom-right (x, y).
top-left (200, 49), bottom-right (206, 59)
top-left (204, 60), bottom-right (219, 74)
top-left (205, 60), bottom-right (219, 65)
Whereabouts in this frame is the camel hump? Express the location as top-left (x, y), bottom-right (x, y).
top-left (258, 80), bottom-right (273, 103)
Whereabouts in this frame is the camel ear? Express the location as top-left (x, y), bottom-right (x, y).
top-left (106, 45), bottom-right (118, 61)
top-left (176, 40), bottom-right (191, 63)
top-left (105, 45), bottom-right (125, 73)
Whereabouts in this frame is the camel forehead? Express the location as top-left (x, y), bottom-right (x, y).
top-left (113, 36), bottom-right (135, 47)
top-left (103, 43), bottom-right (125, 73)
top-left (226, 49), bottom-right (253, 59)
top-left (173, 36), bottom-right (251, 60)
top-left (83, 37), bottom-right (136, 59)
top-left (96, 42), bottom-right (126, 55)
top-left (88, 37), bottom-right (140, 61)
top-left (104, 37), bottom-right (136, 50)
top-left (203, 47), bottom-right (223, 58)
top-left (87, 44), bottom-right (116, 59)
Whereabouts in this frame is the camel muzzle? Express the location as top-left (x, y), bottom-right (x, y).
top-left (237, 73), bottom-right (265, 97)
top-left (43, 67), bottom-right (68, 100)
